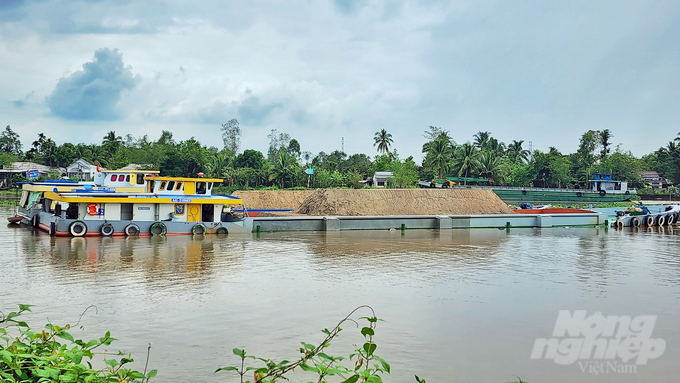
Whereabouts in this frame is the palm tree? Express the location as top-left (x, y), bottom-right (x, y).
top-left (425, 137), bottom-right (453, 179)
top-left (475, 152), bottom-right (501, 182)
top-left (473, 131), bottom-right (490, 150)
top-left (373, 129), bottom-right (393, 154)
top-left (452, 143), bottom-right (479, 182)
top-left (269, 151), bottom-right (298, 188)
top-left (102, 131), bottom-right (123, 153)
top-left (507, 140), bottom-right (530, 163)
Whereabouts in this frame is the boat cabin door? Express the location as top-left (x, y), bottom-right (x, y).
top-left (187, 204), bottom-right (201, 222)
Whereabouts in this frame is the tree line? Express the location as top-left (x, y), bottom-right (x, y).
top-left (1, 122), bottom-right (679, 191)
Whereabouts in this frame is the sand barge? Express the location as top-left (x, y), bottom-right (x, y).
top-left (295, 188), bottom-right (515, 216)
top-left (231, 190), bottom-right (315, 210)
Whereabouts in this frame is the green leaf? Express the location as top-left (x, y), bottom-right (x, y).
top-left (215, 366), bottom-right (239, 373)
top-left (301, 342), bottom-right (316, 350)
top-left (318, 352), bottom-right (334, 361)
top-left (366, 375), bottom-right (384, 383)
top-left (104, 359), bottom-right (119, 367)
top-left (321, 328), bottom-right (331, 335)
top-left (362, 342), bottom-right (377, 356)
top-left (374, 356), bottom-right (390, 373)
top-left (128, 371), bottom-right (145, 379)
top-left (361, 327), bottom-right (374, 337)
top-left (232, 348), bottom-right (246, 358)
top-left (18, 304), bottom-right (33, 312)
top-left (341, 375), bottom-right (360, 383)
top-left (57, 332), bottom-right (74, 342)
top-left (147, 369), bottom-right (158, 378)
top-left (299, 362), bottom-right (319, 373)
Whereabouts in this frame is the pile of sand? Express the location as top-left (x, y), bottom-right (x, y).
top-left (231, 190), bottom-right (315, 210)
top-left (295, 189), bottom-right (515, 216)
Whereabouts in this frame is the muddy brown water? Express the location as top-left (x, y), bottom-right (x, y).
top-left (1, 207), bottom-right (680, 383)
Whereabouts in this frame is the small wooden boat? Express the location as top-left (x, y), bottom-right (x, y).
top-left (7, 215), bottom-right (22, 224)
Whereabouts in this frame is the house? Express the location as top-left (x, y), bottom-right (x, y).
top-left (0, 162), bottom-right (62, 189)
top-left (639, 171), bottom-right (670, 189)
top-left (372, 171), bottom-right (394, 188)
top-left (67, 159), bottom-right (99, 181)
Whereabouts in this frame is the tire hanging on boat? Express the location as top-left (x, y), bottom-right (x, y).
top-left (216, 227), bottom-right (228, 235)
top-left (632, 217), bottom-right (641, 227)
top-left (666, 214), bottom-right (675, 225)
top-left (124, 223), bottom-right (140, 236)
top-left (69, 220), bottom-right (88, 237)
top-left (31, 215), bottom-right (39, 228)
top-left (599, 190), bottom-right (606, 196)
top-left (149, 222), bottom-right (167, 236)
top-left (645, 215), bottom-right (654, 226)
top-left (576, 192), bottom-right (582, 198)
top-left (99, 223), bottom-right (115, 237)
top-left (191, 223), bottom-right (207, 235)
top-left (657, 215), bottom-right (666, 226)
top-left (616, 220), bottom-right (624, 229)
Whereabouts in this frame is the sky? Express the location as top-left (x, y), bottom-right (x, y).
top-left (2, 0), bottom-right (680, 162)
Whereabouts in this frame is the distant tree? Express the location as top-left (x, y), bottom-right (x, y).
top-left (422, 126), bottom-right (450, 142)
top-left (288, 139), bottom-right (301, 157)
top-left (221, 118), bottom-right (241, 153)
top-left (600, 129), bottom-right (613, 159)
top-left (25, 133), bottom-right (57, 166)
top-left (452, 143), bottom-right (479, 181)
top-left (157, 130), bottom-right (176, 146)
top-left (506, 140), bottom-right (530, 163)
top-left (475, 152), bottom-right (502, 181)
top-left (342, 153), bottom-right (372, 176)
top-left (373, 129), bottom-right (393, 154)
top-left (234, 149), bottom-right (265, 169)
top-left (267, 129), bottom-right (292, 161)
top-left (0, 126), bottom-right (22, 156)
top-left (424, 137), bottom-right (453, 179)
top-left (473, 131), bottom-right (490, 150)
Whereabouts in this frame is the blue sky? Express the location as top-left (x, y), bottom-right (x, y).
top-left (2, 0), bottom-right (679, 160)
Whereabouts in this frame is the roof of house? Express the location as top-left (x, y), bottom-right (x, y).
top-left (7, 162), bottom-right (52, 171)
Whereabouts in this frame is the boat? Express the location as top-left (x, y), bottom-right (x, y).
top-left (420, 173), bottom-right (637, 203)
top-left (33, 175), bottom-right (244, 237)
top-left (513, 203), bottom-right (595, 214)
top-left (15, 169), bottom-right (159, 227)
top-left (612, 204), bottom-right (680, 228)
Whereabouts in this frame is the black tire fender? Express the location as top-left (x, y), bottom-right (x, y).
top-left (69, 220), bottom-right (88, 237)
top-left (99, 223), bottom-right (115, 237)
top-left (216, 227), bottom-right (228, 235)
top-left (576, 192), bottom-right (582, 198)
top-left (124, 223), bottom-right (140, 236)
top-left (150, 222), bottom-right (167, 236)
top-left (192, 223), bottom-right (207, 235)
top-left (666, 214), bottom-right (675, 225)
top-left (521, 190), bottom-right (527, 195)
top-left (599, 190), bottom-right (606, 196)
top-left (31, 215), bottom-right (40, 228)
top-left (625, 190), bottom-right (630, 195)
top-left (616, 220), bottom-right (624, 229)
top-left (632, 217), bottom-right (641, 227)
top-left (645, 215), bottom-right (654, 226)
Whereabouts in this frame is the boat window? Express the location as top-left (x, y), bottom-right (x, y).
top-left (66, 203), bottom-right (78, 219)
top-left (176, 182), bottom-right (183, 191)
top-left (196, 182), bottom-right (207, 194)
top-left (160, 181), bottom-right (167, 191)
top-left (149, 180), bottom-right (156, 192)
top-left (126, 175), bottom-right (131, 182)
top-left (111, 175), bottom-right (118, 181)
top-left (208, 182), bottom-right (213, 190)
top-left (121, 203), bottom-right (133, 220)
top-left (137, 174), bottom-right (145, 185)
top-left (167, 181), bottom-right (175, 190)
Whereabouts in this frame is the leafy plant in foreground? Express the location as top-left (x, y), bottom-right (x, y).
top-left (0, 304), bottom-right (156, 382)
top-left (216, 305), bottom-right (392, 383)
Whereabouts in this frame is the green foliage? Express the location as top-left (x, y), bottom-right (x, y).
top-left (0, 126), bottom-right (23, 157)
top-left (0, 305), bottom-right (155, 383)
top-left (216, 306), bottom-right (395, 383)
top-left (373, 129), bottom-right (393, 154)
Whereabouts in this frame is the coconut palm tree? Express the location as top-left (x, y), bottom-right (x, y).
top-left (473, 131), bottom-right (490, 150)
top-left (452, 143), bottom-right (479, 182)
top-left (373, 129), bottom-right (394, 154)
top-left (600, 129), bottom-right (613, 159)
top-left (507, 140), bottom-right (530, 163)
top-left (269, 151), bottom-right (299, 188)
top-left (425, 137), bottom-right (453, 179)
top-left (475, 152), bottom-right (502, 182)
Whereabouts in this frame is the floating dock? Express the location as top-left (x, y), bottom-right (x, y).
top-left (227, 212), bottom-right (609, 234)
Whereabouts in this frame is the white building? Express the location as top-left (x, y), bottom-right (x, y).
top-left (372, 171), bottom-right (394, 188)
top-left (67, 159), bottom-right (99, 180)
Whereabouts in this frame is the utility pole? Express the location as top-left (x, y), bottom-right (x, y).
top-left (528, 141), bottom-right (533, 160)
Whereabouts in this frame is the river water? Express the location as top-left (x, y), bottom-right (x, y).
top-left (1, 206), bottom-right (679, 383)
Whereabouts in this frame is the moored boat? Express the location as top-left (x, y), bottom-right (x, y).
top-left (34, 175), bottom-right (244, 237)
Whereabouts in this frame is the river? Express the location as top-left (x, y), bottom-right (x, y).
top-left (1, 206), bottom-right (679, 382)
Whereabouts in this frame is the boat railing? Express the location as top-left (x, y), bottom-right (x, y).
top-left (451, 185), bottom-right (637, 193)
